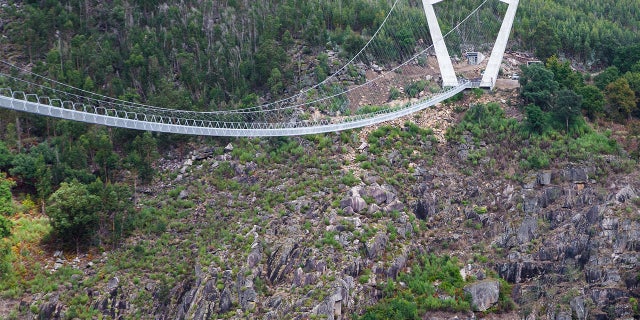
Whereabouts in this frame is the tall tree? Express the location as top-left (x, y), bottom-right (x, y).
top-left (546, 56), bottom-right (583, 90)
top-left (576, 85), bottom-right (605, 121)
top-left (553, 89), bottom-right (583, 132)
top-left (520, 64), bottom-right (559, 111)
top-left (594, 67), bottom-right (620, 90)
top-left (605, 78), bottom-right (636, 122)
top-left (47, 181), bottom-right (100, 250)
top-left (531, 21), bottom-right (560, 61)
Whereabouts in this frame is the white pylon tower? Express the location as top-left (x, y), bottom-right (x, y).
top-left (422, 0), bottom-right (459, 87)
top-left (423, 0), bottom-right (520, 89)
top-left (480, 0), bottom-right (519, 89)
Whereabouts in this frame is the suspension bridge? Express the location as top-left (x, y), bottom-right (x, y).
top-left (0, 0), bottom-right (518, 137)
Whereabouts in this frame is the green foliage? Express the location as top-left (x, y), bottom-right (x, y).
top-left (444, 92), bottom-right (464, 104)
top-left (520, 64), bottom-right (559, 110)
top-left (546, 56), bottom-right (584, 90)
top-left (341, 171), bottom-right (359, 187)
top-left (614, 44), bottom-right (640, 73)
top-left (319, 231), bottom-right (341, 249)
top-left (47, 181), bottom-right (100, 246)
top-left (361, 297), bottom-right (418, 320)
top-left (0, 173), bottom-right (15, 216)
top-left (494, 278), bottom-right (516, 312)
top-left (360, 254), bottom-right (470, 319)
top-left (594, 67), bottom-right (621, 90)
top-left (446, 103), bottom-right (519, 144)
top-left (524, 104), bottom-right (549, 135)
top-left (605, 78), bottom-right (637, 122)
top-left (405, 81), bottom-right (427, 98)
top-left (530, 21), bottom-right (560, 61)
top-left (0, 142), bottom-right (13, 171)
top-left (357, 105), bottom-right (387, 115)
top-left (389, 87), bottom-right (402, 101)
top-left (552, 89), bottom-right (583, 131)
top-left (126, 132), bottom-right (159, 184)
top-left (0, 216), bottom-right (11, 239)
top-left (577, 85), bottom-right (605, 120)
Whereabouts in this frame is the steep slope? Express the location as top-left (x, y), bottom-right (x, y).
top-left (7, 87), bottom-right (638, 319)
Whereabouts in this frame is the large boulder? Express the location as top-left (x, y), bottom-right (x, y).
top-left (463, 280), bottom-right (500, 311)
top-left (364, 233), bottom-right (389, 259)
top-left (363, 186), bottom-right (388, 205)
top-left (340, 197), bottom-right (367, 213)
top-left (616, 185), bottom-right (637, 203)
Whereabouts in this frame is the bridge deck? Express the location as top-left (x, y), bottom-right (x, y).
top-left (0, 81), bottom-right (474, 137)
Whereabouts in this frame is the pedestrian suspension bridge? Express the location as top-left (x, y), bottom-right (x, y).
top-left (0, 0), bottom-right (518, 137)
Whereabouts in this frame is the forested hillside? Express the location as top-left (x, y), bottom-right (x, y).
top-left (1, 0), bottom-right (639, 109)
top-left (1, 0), bottom-right (640, 319)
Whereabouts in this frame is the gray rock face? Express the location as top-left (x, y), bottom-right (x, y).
top-left (616, 185), bottom-right (637, 203)
top-left (246, 243), bottom-right (262, 269)
top-left (367, 203), bottom-right (381, 215)
top-left (340, 196), bottom-right (367, 213)
top-left (94, 276), bottom-right (128, 319)
top-left (570, 296), bottom-right (588, 320)
top-left (313, 279), bottom-right (353, 320)
top-left (267, 241), bottom-right (301, 284)
top-left (363, 186), bottom-right (388, 205)
top-left (590, 288), bottom-right (627, 308)
top-left (539, 187), bottom-right (562, 208)
top-left (523, 191), bottom-right (539, 213)
top-left (38, 293), bottom-right (64, 320)
top-left (563, 167), bottom-right (588, 183)
top-left (364, 233), bottom-right (389, 259)
top-left (537, 171), bottom-right (552, 185)
top-left (463, 280), bottom-right (500, 311)
top-left (517, 216), bottom-right (538, 244)
top-left (384, 199), bottom-right (405, 213)
top-left (238, 285), bottom-right (257, 311)
top-left (498, 261), bottom-right (553, 283)
top-left (219, 288), bottom-right (232, 313)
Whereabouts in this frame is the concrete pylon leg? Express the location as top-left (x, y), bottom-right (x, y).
top-left (423, 0), bottom-right (458, 87)
top-left (481, 0), bottom-right (519, 89)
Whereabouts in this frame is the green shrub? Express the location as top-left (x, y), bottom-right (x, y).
top-left (341, 171), bottom-right (359, 186)
top-left (47, 181), bottom-right (100, 247)
top-left (357, 105), bottom-right (387, 115)
top-left (360, 254), bottom-right (471, 319)
top-left (405, 80), bottom-right (428, 98)
top-left (389, 87), bottom-right (402, 100)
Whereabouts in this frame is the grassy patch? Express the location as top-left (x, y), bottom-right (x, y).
top-left (359, 254), bottom-right (471, 319)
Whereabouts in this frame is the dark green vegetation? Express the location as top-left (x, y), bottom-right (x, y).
top-left (521, 56), bottom-right (639, 127)
top-left (360, 254), bottom-right (516, 319)
top-left (445, 53), bottom-right (640, 171)
top-left (1, 0), bottom-right (639, 110)
top-left (360, 254), bottom-right (472, 319)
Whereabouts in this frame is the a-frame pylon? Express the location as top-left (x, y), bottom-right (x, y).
top-left (423, 0), bottom-right (519, 89)
top-left (422, 0), bottom-right (459, 87)
top-left (480, 0), bottom-right (519, 89)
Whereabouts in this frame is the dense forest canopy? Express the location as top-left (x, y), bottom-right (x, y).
top-left (1, 0), bottom-right (639, 110)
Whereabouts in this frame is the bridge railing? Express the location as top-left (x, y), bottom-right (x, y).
top-left (0, 79), bottom-right (471, 135)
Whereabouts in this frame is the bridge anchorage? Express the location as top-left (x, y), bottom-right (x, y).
top-left (0, 0), bottom-right (517, 137)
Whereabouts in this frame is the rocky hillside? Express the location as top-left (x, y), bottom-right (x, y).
top-left (4, 86), bottom-right (639, 319)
